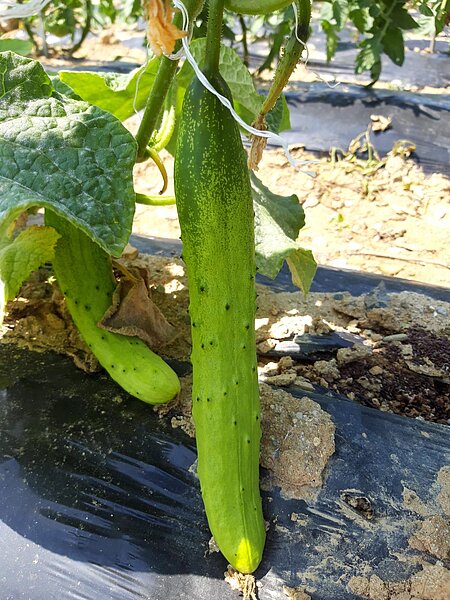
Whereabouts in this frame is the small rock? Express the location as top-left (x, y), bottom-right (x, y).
top-left (278, 356), bottom-right (294, 371)
top-left (313, 359), bottom-right (340, 382)
top-left (294, 377), bottom-right (315, 392)
top-left (264, 372), bottom-right (297, 386)
top-left (261, 361), bottom-right (279, 377)
top-left (257, 339), bottom-right (277, 354)
top-left (336, 345), bottom-right (372, 365)
top-left (369, 365), bottom-right (384, 376)
top-left (383, 333), bottom-right (409, 342)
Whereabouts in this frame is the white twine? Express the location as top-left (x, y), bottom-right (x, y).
top-left (0, 0), bottom-right (52, 20)
top-left (291, 1), bottom-right (339, 89)
top-left (171, 0), bottom-right (316, 171)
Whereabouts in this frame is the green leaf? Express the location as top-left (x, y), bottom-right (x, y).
top-left (60, 57), bottom-right (160, 121)
top-left (0, 52), bottom-right (136, 257)
top-left (321, 20), bottom-right (339, 62)
top-left (0, 39), bottom-right (33, 56)
top-left (349, 8), bottom-right (373, 34)
top-left (390, 6), bottom-right (419, 30)
top-left (251, 173), bottom-right (316, 294)
top-left (355, 37), bottom-right (382, 74)
top-left (286, 249), bottom-right (317, 295)
top-left (382, 26), bottom-right (405, 66)
top-left (332, 0), bottom-right (349, 29)
top-left (0, 225), bottom-right (60, 323)
top-left (419, 4), bottom-right (433, 17)
top-left (265, 94), bottom-right (290, 134)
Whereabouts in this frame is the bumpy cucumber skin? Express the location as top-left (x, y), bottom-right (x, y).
top-left (45, 210), bottom-right (180, 404)
top-left (225, 0), bottom-right (292, 15)
top-left (174, 73), bottom-right (265, 573)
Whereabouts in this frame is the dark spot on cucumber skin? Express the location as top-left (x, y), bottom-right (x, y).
top-left (111, 364), bottom-right (115, 369)
top-left (201, 343), bottom-right (205, 349)
top-left (245, 324), bottom-right (250, 330)
top-left (225, 303), bottom-right (230, 311)
top-left (235, 381), bottom-right (239, 385)
top-left (122, 369), bottom-right (126, 373)
top-left (95, 285), bottom-right (100, 291)
top-left (196, 396), bottom-right (200, 402)
top-left (192, 322), bottom-right (196, 328)
top-left (74, 299), bottom-right (79, 305)
top-left (255, 415), bottom-right (259, 421)
top-left (234, 420), bottom-right (237, 426)
top-left (209, 340), bottom-right (214, 346)
top-left (247, 440), bottom-right (251, 444)
top-left (252, 366), bottom-right (256, 373)
top-left (206, 398), bottom-right (211, 403)
top-left (101, 336), bottom-right (105, 340)
top-left (223, 391), bottom-right (227, 396)
top-left (200, 285), bottom-right (206, 293)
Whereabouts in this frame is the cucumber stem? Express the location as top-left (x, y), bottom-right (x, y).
top-left (204, 0), bottom-right (225, 74)
top-left (135, 193), bottom-right (176, 206)
top-left (136, 0), bottom-right (205, 160)
top-left (260, 0), bottom-right (311, 118)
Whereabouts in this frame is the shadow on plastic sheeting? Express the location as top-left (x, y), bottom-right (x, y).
top-left (0, 347), bottom-right (241, 599)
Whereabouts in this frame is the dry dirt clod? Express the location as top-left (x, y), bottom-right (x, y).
top-left (313, 358), bottom-right (340, 381)
top-left (260, 385), bottom-right (335, 500)
top-left (337, 345), bottom-right (373, 365)
top-left (282, 585), bottom-right (311, 600)
top-left (408, 515), bottom-right (450, 560)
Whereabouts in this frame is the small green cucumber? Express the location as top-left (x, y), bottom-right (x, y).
top-left (45, 210), bottom-right (180, 404)
top-left (174, 72), bottom-right (265, 573)
top-left (225, 0), bottom-right (292, 15)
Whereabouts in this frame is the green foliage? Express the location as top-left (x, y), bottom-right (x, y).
top-left (59, 58), bottom-right (161, 121)
top-left (0, 52), bottom-right (136, 257)
top-left (0, 38), bottom-right (33, 56)
top-left (320, 0), bottom-right (422, 82)
top-left (0, 225), bottom-right (60, 323)
top-left (252, 174), bottom-right (316, 295)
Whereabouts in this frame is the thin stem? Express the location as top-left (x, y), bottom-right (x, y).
top-left (239, 14), bottom-right (249, 68)
top-left (204, 0), bottom-right (225, 73)
top-left (136, 56), bottom-right (179, 160)
top-left (68, 0), bottom-right (92, 55)
top-left (135, 0), bottom-right (205, 160)
top-left (136, 193), bottom-right (176, 206)
top-left (260, 0), bottom-right (311, 118)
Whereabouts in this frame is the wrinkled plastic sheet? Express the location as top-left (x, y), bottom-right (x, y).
top-left (1, 238), bottom-right (449, 600)
top-left (276, 83), bottom-right (450, 176)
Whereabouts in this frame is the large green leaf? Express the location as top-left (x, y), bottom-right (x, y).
top-left (0, 225), bottom-right (60, 324)
top-left (252, 174), bottom-right (316, 295)
top-left (0, 52), bottom-right (136, 257)
top-left (0, 38), bottom-right (33, 56)
top-left (59, 58), bottom-right (160, 122)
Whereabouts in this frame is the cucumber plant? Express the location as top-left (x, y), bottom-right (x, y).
top-left (0, 0), bottom-right (317, 575)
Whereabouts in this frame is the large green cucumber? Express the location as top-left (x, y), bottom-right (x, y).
top-left (174, 73), bottom-right (265, 573)
top-left (225, 0), bottom-right (292, 15)
top-left (45, 210), bottom-right (180, 404)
